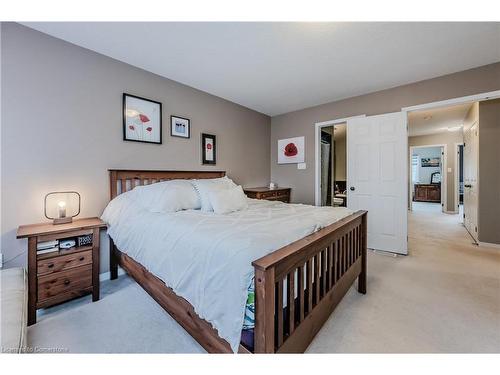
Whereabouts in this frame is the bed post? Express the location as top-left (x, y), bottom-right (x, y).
top-left (358, 213), bottom-right (367, 294)
top-left (254, 267), bottom-right (275, 353)
top-left (110, 238), bottom-right (118, 280)
top-left (109, 170), bottom-right (118, 280)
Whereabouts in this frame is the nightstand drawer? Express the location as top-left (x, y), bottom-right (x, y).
top-left (38, 250), bottom-right (92, 276)
top-left (38, 264), bottom-right (92, 302)
top-left (259, 191), bottom-right (278, 199)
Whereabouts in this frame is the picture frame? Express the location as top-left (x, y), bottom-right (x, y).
top-left (170, 115), bottom-right (190, 138)
top-left (421, 157), bottom-right (440, 167)
top-left (123, 93), bottom-right (162, 144)
top-left (201, 133), bottom-right (216, 165)
top-left (277, 136), bottom-right (305, 164)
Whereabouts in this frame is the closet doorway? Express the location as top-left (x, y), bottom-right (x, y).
top-left (319, 123), bottom-right (347, 207)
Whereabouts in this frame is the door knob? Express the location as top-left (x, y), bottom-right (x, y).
top-left (350, 186), bottom-right (355, 191)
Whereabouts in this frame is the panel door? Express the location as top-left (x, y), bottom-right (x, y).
top-left (347, 112), bottom-right (408, 254)
top-left (463, 121), bottom-right (479, 241)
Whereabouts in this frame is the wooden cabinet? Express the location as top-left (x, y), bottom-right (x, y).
top-left (17, 217), bottom-right (106, 325)
top-left (414, 184), bottom-right (441, 203)
top-left (243, 187), bottom-right (291, 203)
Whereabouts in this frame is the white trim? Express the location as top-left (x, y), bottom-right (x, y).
top-left (99, 267), bottom-right (126, 282)
top-left (409, 144), bottom-right (447, 213)
top-left (314, 115), bottom-right (366, 206)
top-left (401, 90), bottom-right (500, 113)
top-left (478, 242), bottom-right (500, 249)
top-left (454, 142), bottom-right (464, 215)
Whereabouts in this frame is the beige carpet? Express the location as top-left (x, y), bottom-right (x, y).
top-left (28, 204), bottom-right (500, 353)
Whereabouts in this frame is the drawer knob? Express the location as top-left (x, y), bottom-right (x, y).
top-left (47, 264), bottom-right (54, 268)
top-left (79, 257), bottom-right (85, 261)
top-left (64, 279), bottom-right (70, 286)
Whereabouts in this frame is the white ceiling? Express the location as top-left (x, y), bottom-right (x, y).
top-left (23, 22), bottom-right (500, 116)
top-left (408, 102), bottom-right (472, 137)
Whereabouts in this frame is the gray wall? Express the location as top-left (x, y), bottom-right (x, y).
top-left (271, 62), bottom-right (500, 205)
top-left (478, 99), bottom-right (500, 244)
top-left (409, 132), bottom-right (463, 212)
top-left (1, 23), bottom-right (271, 270)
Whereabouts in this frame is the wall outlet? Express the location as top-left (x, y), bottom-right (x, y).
top-left (297, 162), bottom-right (306, 170)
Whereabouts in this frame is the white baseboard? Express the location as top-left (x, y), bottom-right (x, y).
top-left (99, 267), bottom-right (126, 282)
top-left (478, 241), bottom-right (500, 249)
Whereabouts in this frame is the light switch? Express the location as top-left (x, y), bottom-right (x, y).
top-left (447, 168), bottom-right (452, 173)
top-left (297, 163), bottom-right (306, 170)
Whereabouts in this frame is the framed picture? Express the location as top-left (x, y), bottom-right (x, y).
top-left (278, 136), bottom-right (305, 164)
top-left (123, 93), bottom-right (162, 144)
top-left (421, 157), bottom-right (440, 167)
top-left (170, 115), bottom-right (190, 138)
top-left (201, 133), bottom-right (216, 165)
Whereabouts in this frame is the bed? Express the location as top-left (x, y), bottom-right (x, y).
top-left (106, 169), bottom-right (367, 353)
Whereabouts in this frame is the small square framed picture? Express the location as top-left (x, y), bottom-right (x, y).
top-left (170, 115), bottom-right (190, 138)
top-left (201, 133), bottom-right (216, 165)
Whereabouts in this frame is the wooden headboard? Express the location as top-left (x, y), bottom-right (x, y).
top-left (109, 169), bottom-right (226, 200)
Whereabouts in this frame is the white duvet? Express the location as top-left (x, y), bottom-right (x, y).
top-left (101, 193), bottom-right (352, 352)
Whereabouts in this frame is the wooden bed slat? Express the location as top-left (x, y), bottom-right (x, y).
top-left (298, 265), bottom-right (304, 323)
top-left (287, 271), bottom-right (295, 335)
top-left (276, 279), bottom-right (284, 347)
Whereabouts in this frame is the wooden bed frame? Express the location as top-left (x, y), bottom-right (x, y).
top-left (108, 169), bottom-right (367, 353)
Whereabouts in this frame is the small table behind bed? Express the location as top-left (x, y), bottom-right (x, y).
top-left (108, 169), bottom-right (367, 353)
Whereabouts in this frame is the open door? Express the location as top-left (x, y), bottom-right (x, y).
top-left (347, 112), bottom-right (408, 255)
top-left (463, 121), bottom-right (479, 242)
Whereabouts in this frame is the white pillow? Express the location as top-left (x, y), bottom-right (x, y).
top-left (131, 179), bottom-right (200, 212)
top-left (191, 176), bottom-right (237, 212)
top-left (208, 185), bottom-right (248, 214)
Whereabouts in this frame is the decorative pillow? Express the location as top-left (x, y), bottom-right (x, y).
top-left (208, 185), bottom-right (248, 215)
top-left (191, 176), bottom-right (237, 212)
top-left (130, 179), bottom-right (200, 212)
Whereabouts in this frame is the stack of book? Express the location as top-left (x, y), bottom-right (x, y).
top-left (37, 240), bottom-right (59, 255)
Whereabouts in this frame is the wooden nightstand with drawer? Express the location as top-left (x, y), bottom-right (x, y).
top-left (17, 217), bottom-right (106, 325)
top-left (243, 187), bottom-right (291, 203)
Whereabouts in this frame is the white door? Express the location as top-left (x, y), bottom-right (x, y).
top-left (347, 112), bottom-right (408, 254)
top-left (463, 121), bottom-right (479, 241)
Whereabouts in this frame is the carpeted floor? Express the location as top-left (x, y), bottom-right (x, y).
top-left (28, 204), bottom-right (500, 353)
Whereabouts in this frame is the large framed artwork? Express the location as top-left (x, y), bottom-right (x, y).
top-left (170, 115), bottom-right (190, 138)
top-left (123, 93), bottom-right (162, 144)
top-left (421, 157), bottom-right (440, 167)
top-left (201, 133), bottom-right (216, 165)
top-left (278, 136), bottom-right (305, 164)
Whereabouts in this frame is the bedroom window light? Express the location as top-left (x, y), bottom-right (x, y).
top-left (411, 155), bottom-right (420, 183)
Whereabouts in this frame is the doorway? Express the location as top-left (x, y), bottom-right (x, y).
top-left (319, 123), bottom-right (347, 207)
top-left (409, 145), bottom-right (446, 213)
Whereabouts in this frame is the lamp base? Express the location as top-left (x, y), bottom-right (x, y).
top-left (53, 217), bottom-right (72, 225)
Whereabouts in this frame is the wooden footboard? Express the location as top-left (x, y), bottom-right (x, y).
top-left (252, 210), bottom-right (367, 353)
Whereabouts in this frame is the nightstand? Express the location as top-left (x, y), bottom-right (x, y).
top-left (243, 187), bottom-right (291, 203)
top-left (16, 217), bottom-right (106, 325)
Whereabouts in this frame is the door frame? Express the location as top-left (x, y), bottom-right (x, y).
top-left (408, 144), bottom-right (447, 212)
top-left (455, 142), bottom-right (464, 215)
top-left (314, 115), bottom-right (366, 206)
top-left (402, 90), bottom-right (500, 238)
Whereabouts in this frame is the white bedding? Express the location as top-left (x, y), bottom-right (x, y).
top-left (102, 193), bottom-right (353, 352)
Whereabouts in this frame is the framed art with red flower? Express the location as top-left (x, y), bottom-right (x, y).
top-left (123, 93), bottom-right (162, 144)
top-left (201, 133), bottom-right (216, 165)
top-left (278, 136), bottom-right (304, 164)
